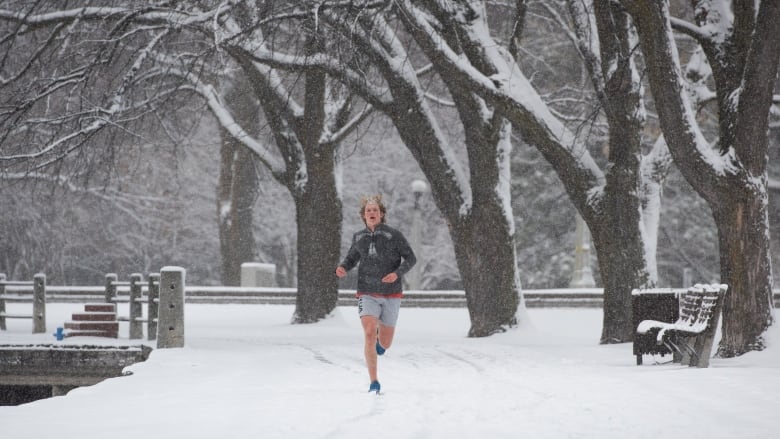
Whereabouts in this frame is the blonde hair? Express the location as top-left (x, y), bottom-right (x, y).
top-left (359, 194), bottom-right (387, 224)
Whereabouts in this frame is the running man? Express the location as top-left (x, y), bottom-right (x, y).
top-left (336, 195), bottom-right (417, 393)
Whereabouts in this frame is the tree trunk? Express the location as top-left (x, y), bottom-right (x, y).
top-left (388, 102), bottom-right (520, 336)
top-left (713, 195), bottom-right (774, 356)
top-left (217, 129), bottom-right (259, 286)
top-left (291, 156), bottom-right (342, 323)
top-left (450, 201), bottom-right (519, 337)
top-left (590, 205), bottom-right (650, 344)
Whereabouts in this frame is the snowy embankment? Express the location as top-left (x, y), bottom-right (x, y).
top-left (1, 303), bottom-right (779, 439)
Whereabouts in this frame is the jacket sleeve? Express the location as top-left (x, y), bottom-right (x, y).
top-left (394, 231), bottom-right (417, 276)
top-left (340, 234), bottom-right (360, 271)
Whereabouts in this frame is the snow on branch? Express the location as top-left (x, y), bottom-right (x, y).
top-left (0, 29), bottom-right (168, 165)
top-left (321, 102), bottom-right (375, 146)
top-left (397, 0), bottom-right (602, 183)
top-left (245, 43), bottom-right (392, 110)
top-left (0, 3), bottom-right (234, 29)
top-left (165, 68), bottom-right (286, 176)
top-left (669, 17), bottom-right (712, 42)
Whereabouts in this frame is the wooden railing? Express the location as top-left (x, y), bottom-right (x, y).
top-left (3, 272), bottom-right (780, 340)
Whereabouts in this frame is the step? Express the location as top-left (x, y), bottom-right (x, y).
top-left (84, 303), bottom-right (116, 313)
top-left (64, 329), bottom-right (119, 339)
top-left (64, 321), bottom-right (119, 332)
top-left (71, 312), bottom-right (117, 322)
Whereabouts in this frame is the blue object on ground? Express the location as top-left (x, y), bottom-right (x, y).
top-left (53, 327), bottom-right (65, 341)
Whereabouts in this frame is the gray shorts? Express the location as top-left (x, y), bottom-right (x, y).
top-left (357, 295), bottom-right (401, 327)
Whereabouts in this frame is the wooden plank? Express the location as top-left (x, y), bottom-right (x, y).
top-left (0, 313), bottom-right (33, 319)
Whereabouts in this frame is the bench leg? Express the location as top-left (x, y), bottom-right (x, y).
top-left (691, 335), bottom-right (713, 368)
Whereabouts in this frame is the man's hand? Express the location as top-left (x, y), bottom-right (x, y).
top-left (381, 272), bottom-right (398, 283)
top-left (335, 266), bottom-right (347, 278)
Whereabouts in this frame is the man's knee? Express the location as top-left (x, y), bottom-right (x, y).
top-left (361, 316), bottom-right (378, 337)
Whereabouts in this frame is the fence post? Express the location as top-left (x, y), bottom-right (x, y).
top-left (32, 273), bottom-right (46, 334)
top-left (147, 273), bottom-right (160, 341)
top-left (0, 273), bottom-right (6, 330)
top-left (105, 273), bottom-right (118, 304)
top-left (157, 267), bottom-right (185, 348)
top-left (129, 273), bottom-right (143, 339)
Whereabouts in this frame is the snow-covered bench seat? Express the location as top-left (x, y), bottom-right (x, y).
top-left (636, 284), bottom-right (727, 368)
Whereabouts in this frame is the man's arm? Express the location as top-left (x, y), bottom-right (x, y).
top-left (336, 234), bottom-right (360, 276)
top-left (394, 231), bottom-right (417, 276)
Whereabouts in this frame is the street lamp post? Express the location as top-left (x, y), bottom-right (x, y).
top-left (407, 179), bottom-right (428, 291)
top-left (570, 213), bottom-right (596, 288)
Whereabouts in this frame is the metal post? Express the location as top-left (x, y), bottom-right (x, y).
top-left (157, 267), bottom-right (185, 349)
top-left (147, 273), bottom-right (160, 341)
top-left (570, 213), bottom-right (595, 288)
top-left (407, 179), bottom-right (428, 291)
top-left (32, 273), bottom-right (46, 334)
top-left (129, 273), bottom-right (143, 339)
top-left (105, 273), bottom-right (118, 304)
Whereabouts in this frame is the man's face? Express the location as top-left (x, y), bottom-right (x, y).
top-left (363, 202), bottom-right (382, 229)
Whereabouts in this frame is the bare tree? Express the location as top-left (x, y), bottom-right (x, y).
top-left (0, 2), bottom-right (369, 322)
top-left (622, 0), bottom-right (780, 356)
top-left (384, 0), bottom-right (671, 342)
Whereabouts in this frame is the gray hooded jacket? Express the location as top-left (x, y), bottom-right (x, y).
top-left (339, 223), bottom-right (417, 294)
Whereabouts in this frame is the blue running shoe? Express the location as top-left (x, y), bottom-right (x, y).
top-left (368, 380), bottom-right (381, 393)
top-left (376, 340), bottom-right (386, 356)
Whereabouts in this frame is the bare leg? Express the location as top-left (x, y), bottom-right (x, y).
top-left (378, 323), bottom-right (395, 350)
top-left (361, 316), bottom-right (379, 382)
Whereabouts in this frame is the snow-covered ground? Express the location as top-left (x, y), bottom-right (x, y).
top-left (1, 302), bottom-right (779, 439)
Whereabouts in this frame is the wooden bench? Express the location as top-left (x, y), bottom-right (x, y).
top-left (636, 284), bottom-right (727, 368)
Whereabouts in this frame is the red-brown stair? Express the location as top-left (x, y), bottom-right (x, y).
top-left (63, 303), bottom-right (119, 338)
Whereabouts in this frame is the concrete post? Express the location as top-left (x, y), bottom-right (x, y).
top-left (0, 273), bottom-right (6, 330)
top-left (128, 273), bottom-right (143, 339)
top-left (105, 273), bottom-right (118, 304)
top-left (406, 179), bottom-right (428, 291)
top-left (570, 213), bottom-right (596, 288)
top-left (240, 263), bottom-right (276, 287)
top-left (157, 267), bottom-right (185, 348)
top-left (32, 273), bottom-right (46, 334)
top-left (147, 273), bottom-right (160, 341)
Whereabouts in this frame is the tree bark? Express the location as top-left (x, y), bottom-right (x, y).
top-left (292, 158), bottom-right (342, 323)
top-left (451, 199), bottom-right (519, 337)
top-left (713, 195), bottom-right (774, 355)
top-left (588, 0), bottom-right (654, 343)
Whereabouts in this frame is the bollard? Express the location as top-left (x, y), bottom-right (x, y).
top-left (32, 273), bottom-right (46, 334)
top-left (129, 273), bottom-right (143, 339)
top-left (157, 267), bottom-right (185, 348)
top-left (105, 273), bottom-right (118, 304)
top-left (240, 262), bottom-right (276, 287)
top-left (147, 273), bottom-right (160, 341)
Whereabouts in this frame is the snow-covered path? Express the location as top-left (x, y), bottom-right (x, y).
top-left (1, 304), bottom-right (779, 438)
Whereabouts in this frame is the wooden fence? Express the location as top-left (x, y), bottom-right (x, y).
top-left (3, 272), bottom-right (780, 340)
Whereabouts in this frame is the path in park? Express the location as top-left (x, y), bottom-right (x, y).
top-left (1, 303), bottom-right (779, 438)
